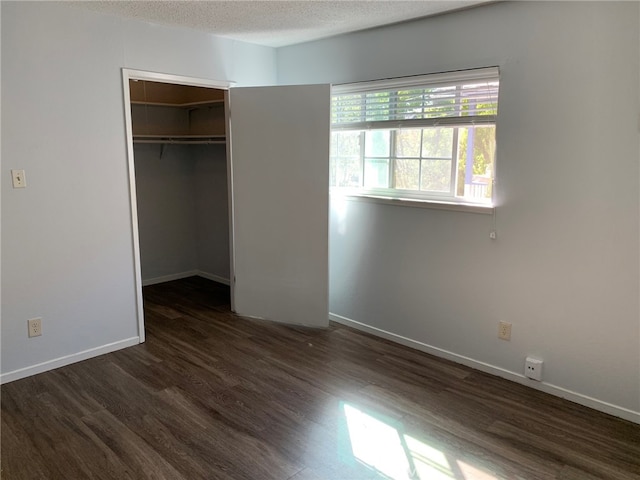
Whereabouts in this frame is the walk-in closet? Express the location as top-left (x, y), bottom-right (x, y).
top-left (129, 80), bottom-right (231, 289)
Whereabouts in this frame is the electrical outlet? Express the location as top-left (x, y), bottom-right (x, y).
top-left (525, 356), bottom-right (543, 381)
top-left (28, 318), bottom-right (42, 337)
top-left (498, 321), bottom-right (512, 340)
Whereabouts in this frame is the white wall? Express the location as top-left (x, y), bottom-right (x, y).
top-left (134, 144), bottom-right (230, 286)
top-left (278, 1), bottom-right (640, 420)
top-left (0, 1), bottom-right (276, 380)
top-left (134, 144), bottom-right (199, 283)
top-left (195, 145), bottom-right (230, 282)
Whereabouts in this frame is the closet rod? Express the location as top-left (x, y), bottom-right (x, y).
top-left (133, 140), bottom-right (226, 145)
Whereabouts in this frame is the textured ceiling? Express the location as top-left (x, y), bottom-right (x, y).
top-left (76, 1), bottom-right (495, 47)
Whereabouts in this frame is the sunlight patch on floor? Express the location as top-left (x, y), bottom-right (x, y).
top-left (340, 402), bottom-right (500, 480)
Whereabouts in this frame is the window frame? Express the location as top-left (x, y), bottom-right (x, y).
top-left (330, 67), bottom-right (499, 211)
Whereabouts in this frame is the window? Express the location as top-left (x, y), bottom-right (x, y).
top-left (331, 67), bottom-right (499, 206)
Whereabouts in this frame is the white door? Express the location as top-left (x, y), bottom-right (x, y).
top-left (229, 85), bottom-right (330, 328)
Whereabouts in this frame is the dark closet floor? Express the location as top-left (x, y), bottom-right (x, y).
top-left (1, 276), bottom-right (639, 479)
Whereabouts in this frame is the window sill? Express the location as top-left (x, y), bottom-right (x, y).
top-left (331, 192), bottom-right (495, 214)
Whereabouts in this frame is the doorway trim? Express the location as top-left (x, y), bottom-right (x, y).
top-left (121, 68), bottom-right (234, 343)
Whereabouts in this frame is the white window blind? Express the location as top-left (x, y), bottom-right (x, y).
top-left (332, 67), bottom-right (499, 131)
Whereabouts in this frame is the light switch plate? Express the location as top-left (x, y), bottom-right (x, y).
top-left (11, 169), bottom-right (26, 188)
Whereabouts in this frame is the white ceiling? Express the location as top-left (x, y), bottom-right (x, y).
top-left (76, 1), bottom-right (495, 48)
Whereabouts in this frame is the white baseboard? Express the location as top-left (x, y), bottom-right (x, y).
top-left (196, 271), bottom-right (231, 286)
top-left (142, 270), bottom-right (199, 286)
top-left (329, 313), bottom-right (640, 425)
top-left (0, 336), bottom-right (140, 385)
top-left (142, 270), bottom-right (230, 287)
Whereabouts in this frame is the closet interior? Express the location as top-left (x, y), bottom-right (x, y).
top-left (129, 79), bottom-right (231, 289)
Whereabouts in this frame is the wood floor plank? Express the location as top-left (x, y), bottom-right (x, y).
top-left (155, 387), bottom-right (303, 480)
top-left (287, 468), bottom-right (326, 480)
top-left (2, 276), bottom-right (638, 480)
top-left (2, 387), bottom-right (130, 480)
top-left (557, 465), bottom-right (610, 480)
top-left (0, 414), bottom-right (53, 480)
top-left (82, 409), bottom-right (189, 480)
top-left (353, 384), bottom-right (560, 480)
top-left (486, 420), bottom-right (640, 480)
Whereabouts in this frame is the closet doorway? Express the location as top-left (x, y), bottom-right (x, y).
top-left (123, 69), bottom-right (331, 342)
top-left (123, 70), bottom-right (233, 341)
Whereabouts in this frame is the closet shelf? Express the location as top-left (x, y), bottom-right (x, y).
top-left (131, 99), bottom-right (225, 108)
top-left (133, 134), bottom-right (226, 145)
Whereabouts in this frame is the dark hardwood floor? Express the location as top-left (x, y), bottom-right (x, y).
top-left (2, 276), bottom-right (639, 479)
